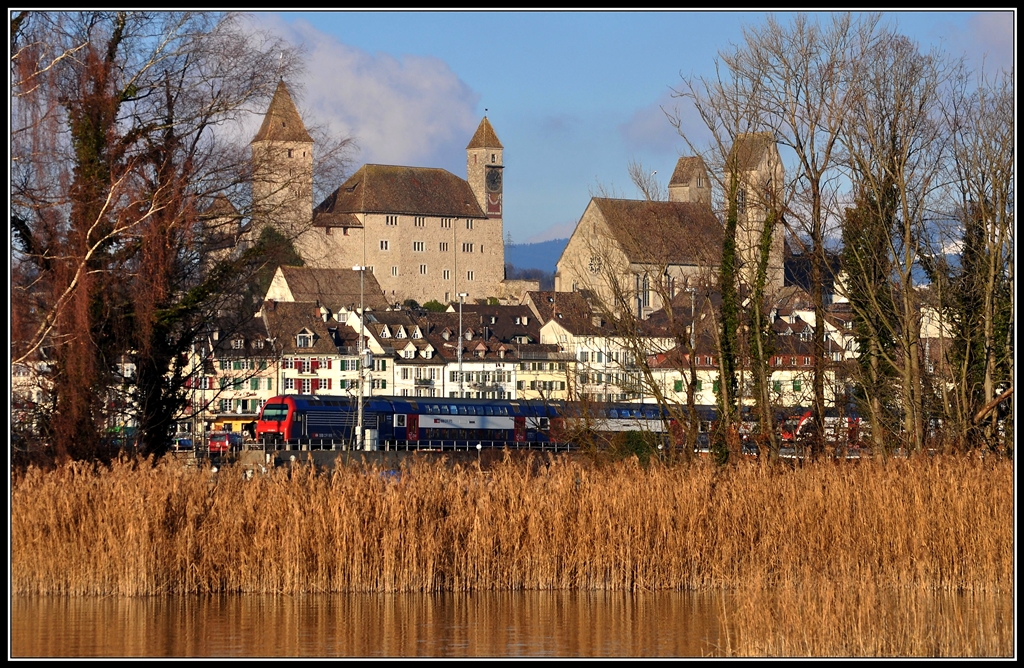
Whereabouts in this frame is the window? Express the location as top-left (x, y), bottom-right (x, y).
top-left (392, 266), bottom-right (399, 277)
top-left (712, 380), bottom-right (721, 394)
top-left (380, 240), bottom-right (389, 251)
top-left (385, 215), bottom-right (398, 226)
top-left (301, 379), bottom-right (311, 394)
top-left (401, 367), bottom-right (411, 380)
top-left (253, 340), bottom-right (264, 350)
top-left (439, 242), bottom-right (449, 252)
top-left (804, 357), bottom-right (811, 366)
top-left (231, 338), bottom-right (244, 350)
top-left (284, 378), bottom-right (295, 390)
top-left (403, 349), bottom-right (415, 359)
top-left (793, 380), bottom-right (802, 392)
top-left (737, 187), bottom-right (747, 214)
top-left (697, 176), bottom-right (704, 188)
top-left (773, 380), bottom-right (782, 394)
top-left (462, 242), bottom-right (474, 253)
top-left (297, 333), bottom-right (312, 348)
top-left (420, 264), bottom-right (428, 275)
top-left (441, 218), bottom-right (453, 228)
top-left (466, 270), bottom-right (474, 281)
top-left (443, 270), bottom-right (450, 281)
top-left (466, 219), bottom-right (474, 230)
top-left (674, 379), bottom-right (683, 392)
top-left (414, 216), bottom-right (425, 227)
top-left (413, 241), bottom-right (425, 252)
top-left (250, 378), bottom-right (260, 391)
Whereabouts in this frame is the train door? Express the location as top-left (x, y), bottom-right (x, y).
top-left (514, 416), bottom-right (526, 442)
top-left (407, 413), bottom-right (419, 441)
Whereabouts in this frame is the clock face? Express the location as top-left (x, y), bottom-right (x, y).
top-left (589, 255), bottom-right (602, 273)
top-left (485, 167), bottom-right (502, 193)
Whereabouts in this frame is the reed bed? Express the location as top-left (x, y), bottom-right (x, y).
top-left (12, 453), bottom-right (1012, 599)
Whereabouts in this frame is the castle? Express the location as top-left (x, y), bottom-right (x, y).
top-left (249, 80), bottom-right (508, 306)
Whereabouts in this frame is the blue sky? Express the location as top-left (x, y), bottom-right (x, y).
top-left (251, 10), bottom-right (1015, 244)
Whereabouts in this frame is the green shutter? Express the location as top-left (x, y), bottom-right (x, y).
top-left (713, 380), bottom-right (720, 393)
top-left (793, 380), bottom-right (802, 392)
top-left (674, 379), bottom-right (683, 392)
top-left (773, 380), bottom-right (782, 394)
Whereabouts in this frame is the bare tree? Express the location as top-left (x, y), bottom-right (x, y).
top-left (839, 31), bottom-right (953, 453)
top-left (10, 12), bottom-right (354, 460)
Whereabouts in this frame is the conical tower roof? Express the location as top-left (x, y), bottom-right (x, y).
top-left (466, 116), bottom-right (503, 149)
top-left (251, 80), bottom-right (313, 144)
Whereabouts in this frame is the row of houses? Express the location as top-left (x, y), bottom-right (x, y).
top-left (174, 265), bottom-right (858, 436)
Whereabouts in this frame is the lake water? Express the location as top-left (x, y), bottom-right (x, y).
top-left (11, 591), bottom-right (730, 657)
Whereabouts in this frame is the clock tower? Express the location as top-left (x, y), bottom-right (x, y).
top-left (467, 116), bottom-right (503, 219)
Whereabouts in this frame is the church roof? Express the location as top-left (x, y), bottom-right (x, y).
top-left (315, 164), bottom-right (487, 218)
top-left (726, 132), bottom-right (774, 172)
top-left (466, 117), bottom-right (503, 149)
top-left (251, 80), bottom-right (313, 144)
top-left (590, 198), bottom-right (722, 266)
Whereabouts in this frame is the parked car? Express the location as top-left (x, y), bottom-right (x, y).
top-left (208, 432), bottom-right (242, 454)
top-left (172, 437), bottom-right (194, 452)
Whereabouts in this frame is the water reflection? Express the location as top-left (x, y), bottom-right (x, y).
top-left (12, 591), bottom-right (727, 657)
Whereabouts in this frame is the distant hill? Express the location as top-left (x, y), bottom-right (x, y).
top-left (504, 238), bottom-right (568, 274)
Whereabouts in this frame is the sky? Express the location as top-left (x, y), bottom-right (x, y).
top-left (249, 10), bottom-right (1015, 245)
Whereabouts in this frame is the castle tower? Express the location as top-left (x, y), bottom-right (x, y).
top-left (466, 116), bottom-right (506, 296)
top-left (726, 133), bottom-right (785, 294)
top-left (466, 116), bottom-right (504, 220)
top-left (250, 80), bottom-right (314, 242)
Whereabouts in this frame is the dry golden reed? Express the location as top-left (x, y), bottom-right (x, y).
top-left (12, 453), bottom-right (1012, 599)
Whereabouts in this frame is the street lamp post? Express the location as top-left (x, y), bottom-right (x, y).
top-left (458, 292), bottom-right (468, 398)
top-left (353, 265), bottom-right (366, 450)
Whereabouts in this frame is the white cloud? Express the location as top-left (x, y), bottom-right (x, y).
top-left (250, 15), bottom-right (480, 171)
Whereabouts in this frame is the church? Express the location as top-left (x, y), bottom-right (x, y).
top-left (249, 80), bottom-right (509, 306)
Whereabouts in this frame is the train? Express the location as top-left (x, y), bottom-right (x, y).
top-left (254, 394), bottom-right (721, 451)
top-left (254, 394), bottom-right (864, 452)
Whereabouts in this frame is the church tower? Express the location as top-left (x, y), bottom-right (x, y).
top-left (250, 80), bottom-right (314, 241)
top-left (726, 133), bottom-right (785, 295)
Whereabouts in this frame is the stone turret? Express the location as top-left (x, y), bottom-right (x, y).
top-left (250, 80), bottom-right (314, 240)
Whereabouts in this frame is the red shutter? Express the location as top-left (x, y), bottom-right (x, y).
top-left (326, 359), bottom-right (332, 369)
top-left (312, 358), bottom-right (320, 371)
top-left (325, 378), bottom-right (332, 390)
top-left (311, 378), bottom-right (319, 393)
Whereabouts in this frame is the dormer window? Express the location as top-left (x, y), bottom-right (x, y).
top-left (297, 333), bottom-right (313, 348)
top-left (380, 326), bottom-right (391, 339)
top-left (403, 349), bottom-right (415, 359)
top-left (231, 338), bottom-right (244, 350)
top-left (396, 326), bottom-right (407, 339)
top-left (423, 349), bottom-right (433, 359)
top-left (253, 340), bottom-right (264, 350)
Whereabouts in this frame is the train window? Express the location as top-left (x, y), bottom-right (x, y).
top-left (458, 406), bottom-right (468, 415)
top-left (609, 409), bottom-right (619, 418)
top-left (450, 405), bottom-right (459, 415)
top-left (395, 414), bottom-right (406, 427)
top-left (441, 405), bottom-right (450, 414)
top-left (484, 406), bottom-right (494, 416)
top-left (644, 409), bottom-right (657, 420)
